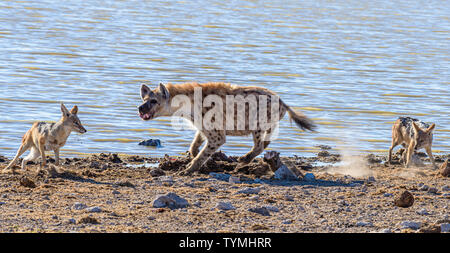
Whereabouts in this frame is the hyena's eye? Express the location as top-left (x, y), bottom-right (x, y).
top-left (149, 99), bottom-right (157, 104)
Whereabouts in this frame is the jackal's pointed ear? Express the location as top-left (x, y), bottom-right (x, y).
top-left (412, 121), bottom-right (421, 134)
top-left (159, 83), bottom-right (170, 100)
top-left (426, 123), bottom-right (435, 134)
top-left (61, 103), bottom-right (70, 117)
top-left (140, 84), bottom-right (152, 100)
top-left (70, 105), bottom-right (78, 115)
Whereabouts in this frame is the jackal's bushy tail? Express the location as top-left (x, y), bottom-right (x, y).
top-left (284, 103), bottom-right (316, 131)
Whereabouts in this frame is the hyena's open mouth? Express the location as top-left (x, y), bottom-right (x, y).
top-left (139, 111), bottom-right (153, 121)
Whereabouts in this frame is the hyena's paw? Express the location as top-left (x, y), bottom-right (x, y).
top-left (177, 161), bottom-right (199, 176)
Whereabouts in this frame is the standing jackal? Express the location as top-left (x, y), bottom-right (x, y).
top-left (138, 82), bottom-right (316, 175)
top-left (388, 117), bottom-right (437, 168)
top-left (2, 103), bottom-right (87, 173)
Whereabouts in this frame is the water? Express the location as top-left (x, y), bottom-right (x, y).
top-left (0, 0), bottom-right (448, 158)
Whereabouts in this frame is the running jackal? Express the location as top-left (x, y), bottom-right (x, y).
top-left (2, 103), bottom-right (87, 173)
top-left (138, 82), bottom-right (316, 175)
top-left (388, 117), bottom-right (437, 168)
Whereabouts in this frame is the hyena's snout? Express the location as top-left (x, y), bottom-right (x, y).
top-left (138, 102), bottom-right (152, 121)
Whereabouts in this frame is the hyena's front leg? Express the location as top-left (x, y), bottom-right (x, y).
top-left (188, 131), bottom-right (205, 158)
top-left (180, 131), bottom-right (226, 176)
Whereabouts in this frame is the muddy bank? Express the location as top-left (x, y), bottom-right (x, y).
top-left (0, 150), bottom-right (449, 233)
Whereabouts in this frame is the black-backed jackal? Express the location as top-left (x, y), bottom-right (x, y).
top-left (2, 103), bottom-right (87, 173)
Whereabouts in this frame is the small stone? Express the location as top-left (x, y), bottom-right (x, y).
top-left (442, 185), bottom-right (450, 192)
top-left (112, 190), bottom-right (120, 195)
top-left (356, 221), bottom-right (373, 227)
top-left (399, 221), bottom-right (421, 230)
top-left (441, 223), bottom-right (450, 233)
top-left (209, 172), bottom-right (231, 182)
top-left (86, 206), bottom-right (102, 213)
top-left (228, 176), bottom-right (240, 184)
top-left (284, 194), bottom-right (294, 201)
top-left (384, 193), bottom-right (394, 197)
top-left (303, 173), bottom-right (315, 181)
top-left (378, 228), bottom-right (392, 233)
top-left (263, 205), bottom-right (279, 212)
top-left (419, 184), bottom-right (429, 191)
top-left (78, 216), bottom-right (100, 224)
top-left (367, 176), bottom-right (376, 183)
top-left (236, 187), bottom-right (261, 195)
top-left (249, 195), bottom-right (260, 201)
top-left (73, 202), bottom-right (87, 210)
top-left (282, 220), bottom-right (293, 224)
top-left (274, 165), bottom-right (299, 181)
top-left (215, 202), bottom-right (236, 211)
top-left (67, 218), bottom-right (76, 224)
top-left (248, 207), bottom-right (271, 216)
top-left (428, 187), bottom-right (438, 194)
top-left (394, 191), bottom-right (414, 208)
top-left (417, 208), bottom-right (430, 215)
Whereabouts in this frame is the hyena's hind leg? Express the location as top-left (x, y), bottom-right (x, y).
top-left (238, 130), bottom-right (265, 164)
top-left (180, 130), bottom-right (226, 176)
top-left (188, 131), bottom-right (205, 158)
top-left (2, 142), bottom-right (31, 173)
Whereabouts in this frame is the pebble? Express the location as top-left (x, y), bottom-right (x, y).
top-left (303, 173), bottom-right (315, 182)
top-left (248, 207), bottom-right (271, 216)
top-left (419, 184), bottom-right (429, 191)
top-left (263, 205), bottom-right (279, 212)
top-left (274, 165), bottom-right (299, 181)
top-left (73, 202), bottom-right (88, 210)
top-left (228, 176), bottom-right (240, 184)
top-left (428, 187), bottom-right (438, 194)
top-left (383, 193), bottom-right (394, 197)
top-left (442, 185), bottom-right (450, 192)
top-left (86, 206), bottom-right (102, 213)
top-left (67, 218), bottom-right (76, 224)
top-left (215, 202), bottom-right (236, 211)
top-left (417, 208), bottom-right (430, 215)
top-left (399, 221), bottom-right (421, 230)
top-left (394, 191), bottom-right (414, 208)
top-left (112, 190), bottom-right (120, 195)
top-left (236, 187), bottom-right (261, 195)
top-left (249, 195), bottom-right (260, 201)
top-left (209, 172), bottom-right (231, 182)
top-left (441, 223), bottom-right (450, 233)
top-left (356, 221), bottom-right (373, 227)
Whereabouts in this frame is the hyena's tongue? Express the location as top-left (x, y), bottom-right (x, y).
top-left (140, 112), bottom-right (151, 120)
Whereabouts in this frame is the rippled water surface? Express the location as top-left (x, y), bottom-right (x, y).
top-left (0, 0), bottom-right (448, 158)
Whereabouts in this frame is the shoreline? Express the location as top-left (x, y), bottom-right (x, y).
top-left (0, 151), bottom-right (449, 233)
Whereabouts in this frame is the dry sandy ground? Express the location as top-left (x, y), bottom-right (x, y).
top-left (0, 150), bottom-right (448, 233)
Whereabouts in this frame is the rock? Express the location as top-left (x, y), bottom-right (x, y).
top-left (19, 177), bottom-right (36, 188)
top-left (67, 218), bottom-right (76, 224)
top-left (263, 205), bottom-right (279, 212)
top-left (383, 193), bottom-right (394, 197)
top-left (274, 165), bottom-right (300, 181)
top-left (149, 168), bottom-right (165, 177)
top-left (399, 221), bottom-right (421, 230)
top-left (442, 185), bottom-right (450, 192)
top-left (394, 191), bottom-right (414, 208)
top-left (303, 173), bottom-right (315, 182)
top-left (112, 190), bottom-right (120, 195)
top-left (78, 216), bottom-right (100, 224)
top-left (419, 184), bottom-right (429, 191)
top-left (440, 159), bottom-right (450, 177)
top-left (248, 207), bottom-right (271, 216)
top-left (228, 176), bottom-right (240, 184)
top-left (378, 228), bottom-right (392, 233)
top-left (441, 223), bottom-right (450, 233)
top-left (356, 221), bottom-right (373, 227)
top-left (236, 187), bottom-right (261, 195)
top-left (209, 172), bottom-right (231, 182)
top-left (317, 150), bottom-right (330, 157)
top-left (152, 192), bottom-right (189, 209)
top-left (139, 139), bottom-right (162, 147)
top-left (86, 206), bottom-right (102, 213)
top-left (263, 151), bottom-right (282, 171)
top-left (115, 180), bottom-right (135, 188)
top-left (367, 176), bottom-right (376, 183)
top-left (428, 187), bottom-right (438, 194)
top-left (215, 202), bottom-right (236, 211)
top-left (73, 202), bottom-right (87, 210)
top-left (419, 224), bottom-right (441, 233)
top-left (110, 154), bottom-right (123, 163)
top-left (417, 208), bottom-right (430, 215)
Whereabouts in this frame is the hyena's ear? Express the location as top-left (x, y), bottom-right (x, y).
top-left (61, 103), bottom-right (70, 118)
top-left (140, 84), bottom-right (152, 100)
top-left (70, 105), bottom-right (78, 115)
top-left (426, 123), bottom-right (435, 134)
top-left (159, 83), bottom-right (170, 100)
top-left (412, 121), bottom-right (421, 135)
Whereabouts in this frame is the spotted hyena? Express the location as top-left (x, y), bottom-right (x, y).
top-left (388, 116), bottom-right (437, 168)
top-left (138, 82), bottom-right (316, 175)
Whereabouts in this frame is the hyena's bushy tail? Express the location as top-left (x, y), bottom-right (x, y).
top-left (283, 102), bottom-right (316, 131)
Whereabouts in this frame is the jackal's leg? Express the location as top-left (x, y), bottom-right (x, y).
top-left (424, 146), bottom-right (437, 169)
top-left (54, 148), bottom-right (60, 166)
top-left (388, 140), bottom-right (400, 165)
top-left (188, 131), bottom-right (205, 158)
top-left (37, 137), bottom-right (47, 172)
top-left (405, 141), bottom-right (416, 168)
top-left (21, 147), bottom-right (40, 170)
top-left (2, 143), bottom-right (31, 173)
top-left (181, 131), bottom-right (226, 175)
top-left (238, 130), bottom-right (264, 164)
